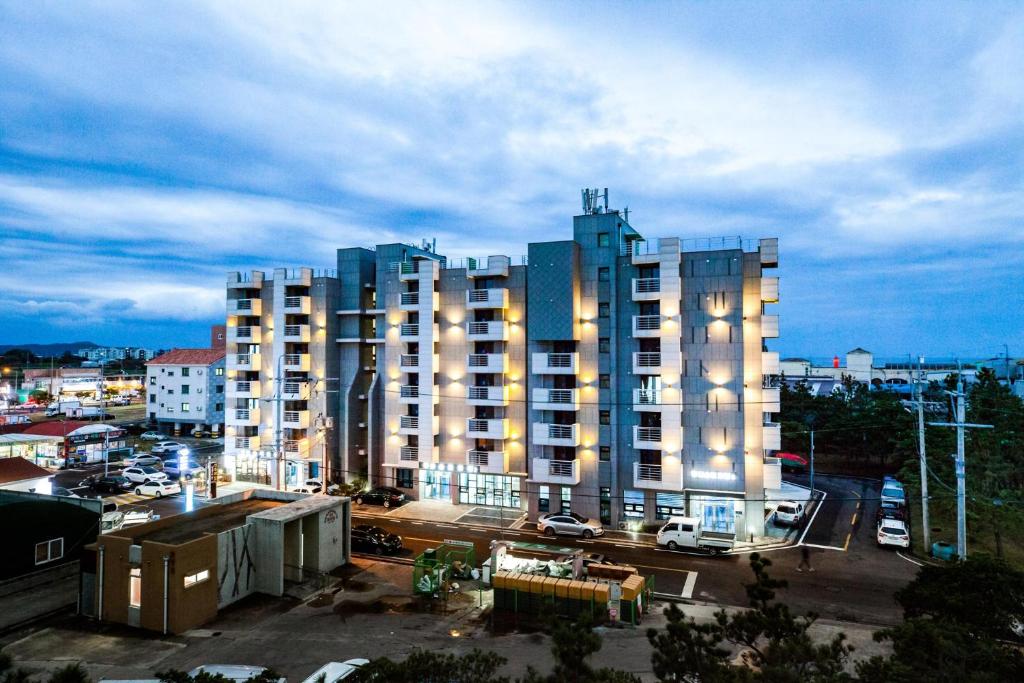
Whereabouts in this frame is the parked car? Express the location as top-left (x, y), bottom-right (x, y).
top-left (151, 441), bottom-right (187, 454)
top-left (774, 501), bottom-right (805, 526)
top-left (877, 519), bottom-right (911, 548)
top-left (292, 479), bottom-right (323, 494)
top-left (123, 454), bottom-right (163, 467)
top-left (300, 660), bottom-right (370, 683)
top-left (538, 512), bottom-right (605, 538)
top-left (351, 524), bottom-right (403, 555)
top-left (354, 486), bottom-right (405, 508)
top-left (51, 486), bottom-right (80, 498)
top-left (122, 466), bottom-right (168, 484)
top-left (80, 474), bottom-right (133, 493)
top-left (162, 456), bottom-right (204, 479)
top-left (188, 666), bottom-right (284, 683)
top-left (134, 480), bottom-right (181, 497)
top-left (880, 482), bottom-right (906, 507)
top-left (191, 428), bottom-right (214, 438)
top-left (876, 501), bottom-right (907, 524)
top-left (139, 431), bottom-right (165, 441)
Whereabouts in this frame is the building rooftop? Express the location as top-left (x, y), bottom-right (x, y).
top-left (131, 498), bottom-right (285, 545)
top-left (23, 421), bottom-right (93, 437)
top-left (0, 456), bottom-right (52, 484)
top-left (147, 348), bottom-right (225, 366)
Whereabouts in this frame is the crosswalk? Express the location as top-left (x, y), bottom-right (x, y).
top-left (105, 492), bottom-right (149, 506)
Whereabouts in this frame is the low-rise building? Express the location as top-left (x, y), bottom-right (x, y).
top-left (22, 422), bottom-right (128, 467)
top-left (0, 456), bottom-right (54, 493)
top-left (146, 327), bottom-right (226, 436)
top-left (82, 489), bottom-right (351, 634)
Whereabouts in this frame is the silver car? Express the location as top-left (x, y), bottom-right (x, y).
top-left (538, 512), bottom-right (605, 538)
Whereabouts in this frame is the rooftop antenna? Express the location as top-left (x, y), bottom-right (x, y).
top-left (623, 206), bottom-right (630, 223)
top-left (581, 188), bottom-right (610, 215)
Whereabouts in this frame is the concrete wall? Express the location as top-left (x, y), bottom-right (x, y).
top-left (216, 524), bottom-right (257, 608)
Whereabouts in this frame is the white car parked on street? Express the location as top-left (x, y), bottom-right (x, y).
top-left (877, 519), bottom-right (911, 548)
top-left (134, 480), bottom-right (181, 497)
top-left (774, 501), bottom-right (805, 527)
top-left (139, 431), bottom-right (164, 441)
top-left (122, 466), bottom-right (168, 484)
top-left (151, 441), bottom-right (187, 454)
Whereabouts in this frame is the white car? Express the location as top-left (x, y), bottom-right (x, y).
top-left (877, 519), bottom-right (911, 548)
top-left (122, 466), bottom-right (168, 484)
top-left (292, 479), bottom-right (323, 494)
top-left (151, 441), bottom-right (186, 454)
top-left (139, 431), bottom-right (164, 441)
top-left (189, 666), bottom-right (284, 683)
top-left (134, 480), bottom-right (181, 497)
top-left (123, 454), bottom-right (163, 467)
top-left (774, 501), bottom-right (805, 527)
top-left (301, 660), bottom-right (369, 683)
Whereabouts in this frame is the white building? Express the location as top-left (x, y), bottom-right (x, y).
top-left (145, 329), bottom-right (226, 436)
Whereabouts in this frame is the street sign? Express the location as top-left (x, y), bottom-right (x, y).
top-left (444, 539), bottom-right (474, 547)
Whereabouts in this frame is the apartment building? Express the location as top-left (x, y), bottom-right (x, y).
top-left (223, 268), bottom-right (340, 489)
top-left (145, 327), bottom-right (226, 436)
top-left (224, 193), bottom-right (780, 538)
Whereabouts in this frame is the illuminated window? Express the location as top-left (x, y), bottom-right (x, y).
top-left (129, 567), bottom-right (142, 607)
top-left (183, 569), bottom-right (210, 588)
top-left (214, 367), bottom-right (224, 376)
top-left (181, 402), bottom-right (190, 412)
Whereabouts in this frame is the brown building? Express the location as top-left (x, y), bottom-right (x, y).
top-left (83, 489), bottom-right (350, 634)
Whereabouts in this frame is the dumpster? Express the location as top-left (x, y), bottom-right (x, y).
top-left (931, 541), bottom-right (956, 561)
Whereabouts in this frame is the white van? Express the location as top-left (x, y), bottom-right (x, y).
top-left (300, 660), bottom-right (369, 683)
top-left (774, 501), bottom-right (805, 527)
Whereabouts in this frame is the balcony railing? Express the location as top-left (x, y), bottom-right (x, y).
top-left (634, 426), bottom-right (662, 445)
top-left (466, 418), bottom-right (508, 438)
top-left (400, 323), bottom-right (419, 336)
top-left (634, 352), bottom-right (661, 368)
top-left (399, 445), bottom-right (418, 461)
top-left (632, 278), bottom-right (660, 295)
top-left (234, 437), bottom-right (259, 450)
top-left (467, 385), bottom-right (508, 404)
top-left (636, 463), bottom-right (663, 481)
top-left (633, 315), bottom-right (661, 333)
top-left (400, 354), bottom-right (419, 368)
top-left (466, 353), bottom-right (507, 374)
top-left (236, 326), bottom-right (254, 339)
top-left (465, 320), bottom-right (509, 340)
top-left (532, 352), bottom-right (578, 374)
top-left (466, 288), bottom-right (509, 309)
top-left (532, 388), bottom-right (579, 410)
top-left (282, 381), bottom-right (304, 398)
top-left (633, 461), bottom-right (684, 491)
top-left (530, 457), bottom-right (581, 485)
top-left (283, 439), bottom-right (303, 455)
top-left (400, 291), bottom-right (419, 307)
top-left (234, 408), bottom-right (251, 420)
top-left (283, 295), bottom-right (310, 310)
top-left (400, 415), bottom-right (419, 429)
top-left (400, 385), bottom-right (420, 399)
top-left (467, 449), bottom-right (507, 473)
top-left (634, 389), bottom-right (660, 406)
top-left (234, 380), bottom-right (252, 394)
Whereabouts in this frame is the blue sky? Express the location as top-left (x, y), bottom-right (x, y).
top-left (1, 1), bottom-right (1022, 358)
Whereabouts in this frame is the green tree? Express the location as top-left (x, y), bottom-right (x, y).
top-left (346, 649), bottom-right (510, 683)
top-left (646, 553), bottom-right (853, 682)
top-left (46, 665), bottom-right (89, 683)
top-left (521, 614), bottom-right (640, 683)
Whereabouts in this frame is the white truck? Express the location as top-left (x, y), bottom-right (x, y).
top-left (655, 516), bottom-right (735, 555)
top-left (45, 399), bottom-right (81, 416)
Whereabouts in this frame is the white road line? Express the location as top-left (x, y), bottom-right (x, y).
top-left (411, 522), bottom-right (423, 525)
top-left (797, 490), bottom-right (827, 546)
top-left (436, 523), bottom-right (458, 528)
top-left (802, 543), bottom-right (846, 551)
top-left (577, 539), bottom-right (594, 544)
top-left (681, 571), bottom-right (698, 598)
top-left (503, 531), bottom-right (522, 536)
top-left (614, 544), bottom-right (632, 549)
top-left (896, 551), bottom-right (924, 567)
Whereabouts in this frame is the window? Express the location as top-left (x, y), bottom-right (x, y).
top-left (538, 485), bottom-right (550, 513)
top-left (149, 377), bottom-right (155, 386)
top-left (215, 367), bottom-right (224, 376)
top-left (599, 374), bottom-right (610, 389)
top-left (184, 569), bottom-right (209, 588)
top-left (598, 303), bottom-right (610, 318)
top-left (215, 385), bottom-right (224, 394)
top-left (396, 468), bottom-right (414, 489)
top-left (34, 538), bottom-right (63, 565)
top-left (181, 368), bottom-right (190, 377)
top-left (129, 567), bottom-right (142, 608)
top-left (623, 490), bottom-right (645, 518)
top-left (215, 403), bottom-right (223, 412)
top-left (167, 371), bottom-right (175, 377)
top-left (598, 337), bottom-right (610, 354)
top-left (560, 486), bottom-right (572, 514)
top-left (598, 267), bottom-right (609, 282)
top-left (181, 385), bottom-right (190, 395)
top-left (181, 402), bottom-right (190, 412)
top-left (597, 232), bottom-right (610, 247)
top-left (599, 410), bottom-right (610, 425)
top-left (599, 487), bottom-right (611, 525)
top-left (149, 394), bottom-right (155, 404)
top-left (599, 446), bottom-right (611, 462)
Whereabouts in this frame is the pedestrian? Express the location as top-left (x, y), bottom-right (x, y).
top-left (797, 545), bottom-right (814, 572)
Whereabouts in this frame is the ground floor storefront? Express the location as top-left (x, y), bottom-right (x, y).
top-left (383, 464), bottom-right (525, 510)
top-left (225, 450), bottom-right (320, 489)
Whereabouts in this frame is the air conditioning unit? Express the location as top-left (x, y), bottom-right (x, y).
top-left (358, 449), bottom-right (366, 456)
top-left (358, 394), bottom-right (367, 400)
top-left (358, 422), bottom-right (366, 429)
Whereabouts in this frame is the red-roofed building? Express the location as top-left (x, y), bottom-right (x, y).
top-left (22, 421), bottom-right (127, 467)
top-left (0, 456), bottom-right (54, 492)
top-left (146, 328), bottom-right (226, 437)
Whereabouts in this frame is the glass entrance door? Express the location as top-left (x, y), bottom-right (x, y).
top-left (420, 470), bottom-right (452, 501)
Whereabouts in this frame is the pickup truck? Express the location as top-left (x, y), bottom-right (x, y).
top-left (656, 516), bottom-right (735, 555)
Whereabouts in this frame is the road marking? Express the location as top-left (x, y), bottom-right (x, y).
top-left (411, 522), bottom-right (423, 525)
top-left (681, 571), bottom-right (698, 598)
top-left (614, 544), bottom-right (632, 549)
top-left (802, 542), bottom-right (846, 551)
top-left (504, 531), bottom-right (522, 536)
top-left (627, 562), bottom-right (693, 574)
top-left (577, 540), bottom-right (594, 544)
top-left (436, 523), bottom-right (458, 528)
top-left (797, 490), bottom-right (827, 546)
top-left (850, 512), bottom-right (858, 526)
top-left (896, 551), bottom-right (924, 567)
top-left (843, 532), bottom-right (852, 551)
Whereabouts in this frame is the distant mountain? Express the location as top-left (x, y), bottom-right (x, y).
top-left (0, 342), bottom-right (99, 356)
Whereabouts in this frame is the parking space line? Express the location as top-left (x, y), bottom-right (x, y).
top-left (797, 490), bottom-right (827, 545)
top-left (802, 542), bottom-right (846, 551)
top-left (681, 571), bottom-right (698, 598)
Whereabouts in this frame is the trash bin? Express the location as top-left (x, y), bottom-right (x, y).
top-left (931, 541), bottom-right (956, 561)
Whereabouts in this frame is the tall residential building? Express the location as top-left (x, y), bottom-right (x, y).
top-left (222, 193), bottom-right (780, 538)
top-left (224, 268), bottom-right (340, 488)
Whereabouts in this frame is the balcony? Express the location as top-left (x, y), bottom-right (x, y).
top-left (529, 458), bottom-right (580, 485)
top-left (467, 449), bottom-right (508, 475)
top-left (532, 422), bottom-right (580, 447)
top-left (759, 238), bottom-right (779, 268)
top-left (227, 271), bottom-right (264, 289)
top-left (400, 353), bottom-right (440, 372)
top-left (633, 315), bottom-right (662, 338)
top-left (633, 352), bottom-right (661, 375)
top-left (229, 353), bottom-right (261, 371)
top-left (228, 325), bottom-right (261, 342)
top-left (467, 385), bottom-right (509, 406)
top-left (761, 277), bottom-right (779, 303)
top-left (233, 436), bottom-right (260, 451)
top-left (762, 314), bottom-right (779, 338)
top-left (399, 384), bottom-right (438, 404)
top-left (283, 295), bottom-right (311, 314)
top-left (466, 256), bottom-right (510, 278)
top-left (762, 387), bottom-right (781, 413)
top-left (232, 407), bottom-right (260, 426)
top-left (283, 324), bottom-right (310, 342)
top-left (399, 322), bottom-right (438, 342)
top-left (531, 388), bottom-right (579, 411)
top-left (633, 388), bottom-right (661, 411)
top-left (396, 261), bottom-right (421, 281)
top-left (632, 277), bottom-right (661, 301)
top-left (763, 422), bottom-right (781, 451)
top-left (466, 288), bottom-right (509, 309)
top-left (282, 410), bottom-right (310, 429)
top-left (398, 414), bottom-right (438, 435)
top-left (466, 353), bottom-right (508, 374)
top-left (282, 353), bottom-right (310, 372)
top-left (532, 352), bottom-right (578, 375)
top-left (466, 417), bottom-right (509, 439)
top-left (229, 298), bottom-right (262, 316)
top-left (763, 456), bottom-right (782, 489)
top-left (762, 351), bottom-right (780, 376)
top-left (282, 380), bottom-right (306, 400)
top-left (465, 320), bottom-right (509, 342)
top-left (230, 380), bottom-right (258, 398)
top-left (283, 439), bottom-right (308, 457)
top-left (399, 445), bottom-right (420, 462)
top-left (633, 460), bottom-right (684, 492)
top-left (633, 426), bottom-right (662, 449)
top-left (399, 291), bottom-right (419, 310)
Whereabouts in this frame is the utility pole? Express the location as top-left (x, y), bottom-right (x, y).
top-left (809, 430), bottom-right (815, 496)
top-left (916, 356), bottom-right (930, 549)
top-left (928, 367), bottom-right (992, 559)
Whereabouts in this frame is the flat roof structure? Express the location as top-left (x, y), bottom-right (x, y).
top-left (132, 498), bottom-right (285, 545)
